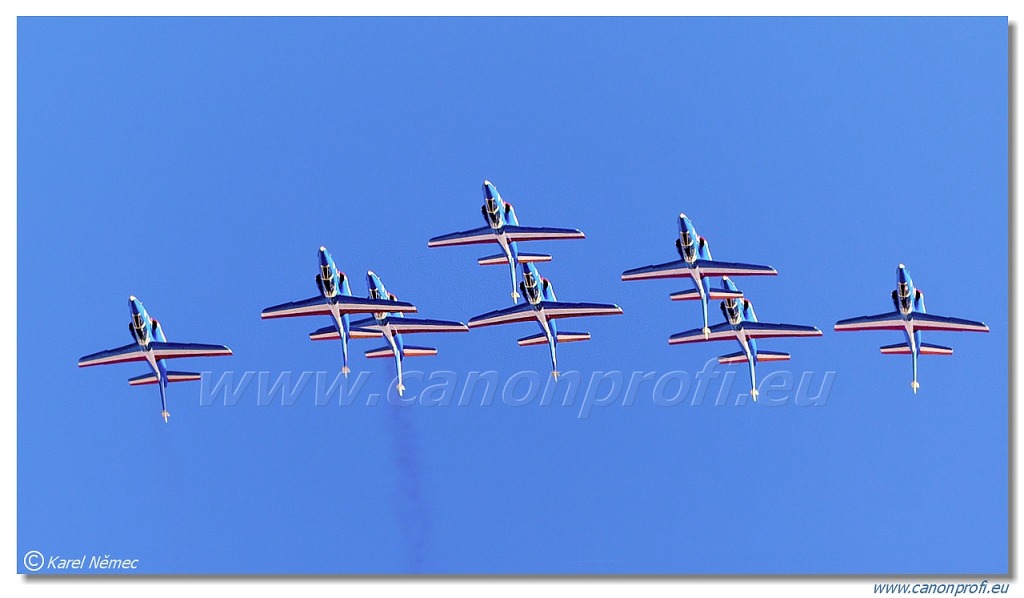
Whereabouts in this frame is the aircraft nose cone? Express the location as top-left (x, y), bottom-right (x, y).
top-left (897, 264), bottom-right (908, 281)
top-left (318, 246), bottom-right (331, 265)
top-left (483, 180), bottom-right (497, 199)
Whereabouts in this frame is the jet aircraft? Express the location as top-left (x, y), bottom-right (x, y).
top-left (261, 246), bottom-right (417, 375)
top-left (428, 180), bottom-right (585, 302)
top-left (622, 214), bottom-right (777, 338)
top-left (343, 271), bottom-right (468, 396)
top-left (834, 264), bottom-right (989, 393)
top-left (78, 296), bottom-right (233, 422)
top-left (468, 263), bottom-right (623, 379)
top-left (667, 277), bottom-right (822, 399)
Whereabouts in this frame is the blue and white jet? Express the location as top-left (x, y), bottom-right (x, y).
top-left (834, 264), bottom-right (989, 393)
top-left (261, 246), bottom-right (418, 376)
top-left (668, 277), bottom-right (822, 400)
top-left (78, 296), bottom-right (233, 422)
top-left (622, 214), bottom-right (777, 339)
top-left (468, 263), bottom-right (623, 379)
top-left (345, 271), bottom-right (468, 396)
top-left (428, 180), bottom-right (586, 303)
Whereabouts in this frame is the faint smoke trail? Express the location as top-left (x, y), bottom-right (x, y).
top-left (385, 362), bottom-right (430, 572)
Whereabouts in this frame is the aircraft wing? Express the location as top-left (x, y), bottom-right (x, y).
top-left (78, 343), bottom-right (148, 367)
top-left (834, 311), bottom-right (905, 332)
top-left (148, 342), bottom-right (233, 360)
top-left (622, 258), bottom-right (776, 281)
top-left (908, 313), bottom-right (989, 333)
top-left (261, 295), bottom-right (416, 319)
top-left (428, 227), bottom-right (497, 247)
top-left (375, 317), bottom-right (469, 334)
top-left (621, 259), bottom-right (692, 281)
top-left (669, 323), bottom-right (738, 344)
top-left (468, 303), bottom-right (538, 328)
top-left (537, 301), bottom-right (623, 319)
top-left (741, 322), bottom-right (823, 339)
top-left (500, 225), bottom-right (585, 243)
top-left (692, 259), bottom-right (777, 277)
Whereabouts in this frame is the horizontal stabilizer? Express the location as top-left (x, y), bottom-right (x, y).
top-left (716, 350), bottom-right (790, 365)
top-left (880, 342), bottom-right (954, 355)
top-left (670, 286), bottom-right (744, 301)
top-left (128, 371), bottom-right (202, 386)
top-left (517, 331), bottom-right (591, 346)
top-left (128, 372), bottom-right (160, 386)
top-left (309, 325), bottom-right (340, 341)
top-left (477, 252), bottom-right (553, 266)
top-left (669, 288), bottom-right (702, 301)
top-left (709, 287), bottom-right (745, 300)
top-left (755, 350), bottom-right (791, 362)
top-left (717, 351), bottom-right (748, 364)
top-left (365, 345), bottom-right (438, 359)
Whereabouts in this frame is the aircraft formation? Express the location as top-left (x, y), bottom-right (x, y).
top-left (79, 180), bottom-right (990, 422)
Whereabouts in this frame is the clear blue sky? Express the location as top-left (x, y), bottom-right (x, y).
top-left (18, 17), bottom-right (1007, 574)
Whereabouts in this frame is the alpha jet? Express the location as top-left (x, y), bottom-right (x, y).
top-left (667, 278), bottom-right (822, 400)
top-left (341, 271), bottom-right (468, 396)
top-left (428, 180), bottom-right (585, 303)
top-left (468, 263), bottom-right (623, 379)
top-left (622, 214), bottom-right (777, 339)
top-left (79, 296), bottom-right (233, 422)
top-left (261, 246), bottom-right (418, 376)
top-left (834, 264), bottom-right (989, 393)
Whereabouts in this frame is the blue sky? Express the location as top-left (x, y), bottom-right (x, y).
top-left (18, 17), bottom-right (1007, 574)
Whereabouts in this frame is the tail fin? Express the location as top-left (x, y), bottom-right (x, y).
top-left (365, 345), bottom-right (438, 358)
top-left (717, 350), bottom-right (789, 364)
top-left (478, 252), bottom-right (552, 266)
top-left (517, 332), bottom-right (591, 347)
top-left (128, 371), bottom-right (202, 386)
top-left (880, 342), bottom-right (953, 355)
